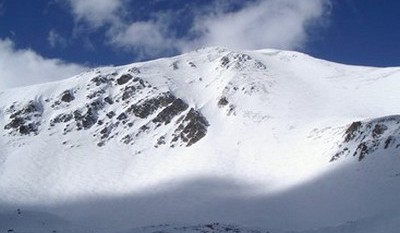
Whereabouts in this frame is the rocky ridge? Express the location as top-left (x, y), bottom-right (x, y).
top-left (331, 115), bottom-right (400, 161)
top-left (2, 69), bottom-right (209, 149)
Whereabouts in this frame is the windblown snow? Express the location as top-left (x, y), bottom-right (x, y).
top-left (1, 47), bottom-right (400, 233)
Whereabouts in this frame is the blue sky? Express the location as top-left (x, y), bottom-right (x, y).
top-left (0, 0), bottom-right (399, 89)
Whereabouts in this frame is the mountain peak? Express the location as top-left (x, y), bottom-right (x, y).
top-left (1, 47), bottom-right (400, 233)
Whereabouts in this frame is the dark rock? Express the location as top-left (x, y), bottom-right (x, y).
top-left (97, 142), bottom-right (105, 147)
top-left (4, 117), bottom-right (24, 130)
top-left (73, 110), bottom-right (83, 121)
top-left (139, 125), bottom-right (149, 131)
top-left (372, 124), bottom-right (388, 138)
top-left (127, 93), bottom-right (176, 119)
top-left (89, 99), bottom-right (104, 111)
top-left (82, 108), bottom-right (98, 129)
top-left (121, 78), bottom-right (148, 101)
top-left (172, 62), bottom-right (179, 70)
top-left (255, 60), bottom-right (267, 69)
top-left (183, 109), bottom-right (209, 146)
top-left (100, 127), bottom-right (108, 135)
top-left (156, 136), bottom-right (166, 145)
top-left (330, 148), bottom-right (349, 162)
top-left (10, 101), bottom-right (39, 118)
top-left (171, 136), bottom-right (179, 142)
top-left (104, 96), bottom-right (114, 105)
top-left (23, 102), bottom-right (38, 114)
top-left (4, 101), bottom-right (42, 135)
top-left (117, 74), bottom-right (133, 85)
top-left (138, 79), bottom-right (146, 87)
top-left (354, 142), bottom-right (368, 161)
top-left (220, 56), bottom-right (230, 67)
top-left (99, 124), bottom-right (115, 140)
top-left (128, 67), bottom-right (141, 74)
top-left (344, 121), bottom-right (362, 142)
top-left (51, 113), bottom-right (73, 126)
top-left (51, 101), bottom-right (61, 108)
top-left (218, 96), bottom-right (229, 107)
top-left (73, 108), bottom-right (98, 130)
top-left (122, 85), bottom-right (137, 101)
top-left (87, 89), bottom-right (105, 99)
top-left (19, 123), bottom-right (37, 135)
top-left (227, 104), bottom-right (236, 116)
top-left (60, 90), bottom-right (74, 102)
top-left (234, 53), bottom-right (251, 62)
top-left (152, 98), bottom-right (188, 125)
top-left (91, 76), bottom-right (109, 86)
top-left (117, 113), bottom-right (128, 121)
top-left (63, 126), bottom-right (72, 134)
top-left (121, 134), bottom-right (134, 144)
top-left (384, 136), bottom-right (395, 149)
top-left (331, 116), bottom-right (400, 162)
top-left (172, 108), bottom-right (209, 147)
top-left (106, 111), bottom-right (116, 119)
top-left (134, 125), bottom-right (150, 138)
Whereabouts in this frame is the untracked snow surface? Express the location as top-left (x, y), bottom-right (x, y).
top-left (1, 47), bottom-right (400, 233)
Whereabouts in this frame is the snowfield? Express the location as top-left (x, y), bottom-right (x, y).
top-left (1, 47), bottom-right (400, 233)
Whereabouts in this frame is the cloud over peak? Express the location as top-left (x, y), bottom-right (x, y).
top-left (64, 0), bottom-right (331, 56)
top-left (186, 0), bottom-right (329, 51)
top-left (0, 0), bottom-right (331, 89)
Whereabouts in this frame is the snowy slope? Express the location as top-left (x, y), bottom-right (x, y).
top-left (1, 47), bottom-right (400, 233)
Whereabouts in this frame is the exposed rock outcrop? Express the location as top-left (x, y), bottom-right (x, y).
top-left (331, 116), bottom-right (400, 162)
top-left (4, 101), bottom-right (43, 135)
top-left (3, 71), bottom-right (209, 149)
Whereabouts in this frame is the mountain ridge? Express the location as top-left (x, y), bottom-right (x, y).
top-left (1, 47), bottom-right (400, 233)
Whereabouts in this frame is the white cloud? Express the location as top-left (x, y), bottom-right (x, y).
top-left (0, 38), bottom-right (87, 90)
top-left (65, 0), bottom-right (125, 27)
top-left (63, 0), bottom-right (331, 57)
top-left (109, 19), bottom-right (176, 58)
top-left (48, 29), bottom-right (68, 48)
top-left (64, 0), bottom-right (175, 56)
top-left (184, 0), bottom-right (330, 51)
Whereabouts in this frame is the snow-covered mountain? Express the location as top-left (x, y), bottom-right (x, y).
top-left (1, 47), bottom-right (400, 233)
